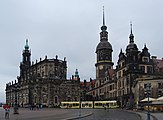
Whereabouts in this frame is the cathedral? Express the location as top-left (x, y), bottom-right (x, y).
top-left (6, 40), bottom-right (81, 107)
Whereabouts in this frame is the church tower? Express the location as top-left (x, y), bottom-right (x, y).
top-left (95, 7), bottom-right (114, 79)
top-left (125, 23), bottom-right (139, 72)
top-left (20, 39), bottom-right (31, 76)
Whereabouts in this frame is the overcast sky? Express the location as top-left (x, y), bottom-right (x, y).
top-left (0, 0), bottom-right (163, 103)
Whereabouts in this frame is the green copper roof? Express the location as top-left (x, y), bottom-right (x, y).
top-left (25, 39), bottom-right (29, 50)
top-left (75, 69), bottom-right (79, 76)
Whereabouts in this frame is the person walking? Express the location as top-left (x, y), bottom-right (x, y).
top-left (4, 105), bottom-right (10, 119)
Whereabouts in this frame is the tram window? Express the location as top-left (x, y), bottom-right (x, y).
top-left (95, 103), bottom-right (98, 106)
top-left (73, 103), bottom-right (78, 106)
top-left (89, 104), bottom-right (92, 107)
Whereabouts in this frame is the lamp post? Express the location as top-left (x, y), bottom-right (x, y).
top-left (13, 83), bottom-right (19, 114)
top-left (79, 91), bottom-right (82, 116)
top-left (147, 83), bottom-right (151, 120)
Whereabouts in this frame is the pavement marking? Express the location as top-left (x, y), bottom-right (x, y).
top-left (61, 112), bottom-right (93, 120)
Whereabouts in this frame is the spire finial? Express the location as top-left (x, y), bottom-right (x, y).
top-left (144, 43), bottom-right (148, 49)
top-left (103, 6), bottom-right (105, 26)
top-left (26, 39), bottom-right (28, 45)
top-left (25, 39), bottom-right (29, 50)
top-left (75, 69), bottom-right (79, 76)
top-left (129, 21), bottom-right (134, 43)
top-left (120, 48), bottom-right (123, 53)
top-left (130, 21), bottom-right (133, 34)
top-left (101, 6), bottom-right (107, 31)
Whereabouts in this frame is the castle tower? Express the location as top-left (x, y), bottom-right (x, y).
top-left (125, 23), bottom-right (139, 72)
top-left (95, 7), bottom-right (114, 79)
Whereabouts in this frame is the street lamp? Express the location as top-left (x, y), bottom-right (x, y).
top-left (13, 83), bottom-right (20, 114)
top-left (147, 83), bottom-right (151, 120)
top-left (79, 91), bottom-right (82, 116)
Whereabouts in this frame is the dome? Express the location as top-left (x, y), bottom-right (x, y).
top-left (126, 43), bottom-right (138, 52)
top-left (96, 41), bottom-right (112, 52)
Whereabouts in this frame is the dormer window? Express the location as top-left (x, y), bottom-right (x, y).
top-left (142, 57), bottom-right (149, 62)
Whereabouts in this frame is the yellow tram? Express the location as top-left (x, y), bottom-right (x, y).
top-left (60, 100), bottom-right (119, 109)
top-left (81, 101), bottom-right (93, 108)
top-left (94, 100), bottom-right (118, 109)
top-left (60, 101), bottom-right (80, 108)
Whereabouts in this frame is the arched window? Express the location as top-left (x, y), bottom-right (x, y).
top-left (55, 96), bottom-right (58, 103)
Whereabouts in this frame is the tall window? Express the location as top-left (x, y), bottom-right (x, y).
top-left (140, 66), bottom-right (145, 73)
top-left (147, 66), bottom-right (153, 74)
top-left (55, 96), bottom-right (58, 103)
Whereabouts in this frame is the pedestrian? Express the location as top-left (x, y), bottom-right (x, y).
top-left (4, 105), bottom-right (10, 119)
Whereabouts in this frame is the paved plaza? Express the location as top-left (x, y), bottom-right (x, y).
top-left (0, 108), bottom-right (91, 120)
top-left (0, 107), bottom-right (163, 120)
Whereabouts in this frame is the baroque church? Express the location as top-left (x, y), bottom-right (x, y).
top-left (6, 40), bottom-right (81, 107)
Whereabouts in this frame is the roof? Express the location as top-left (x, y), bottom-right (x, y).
top-left (80, 79), bottom-right (96, 87)
top-left (96, 41), bottom-right (112, 52)
top-left (154, 59), bottom-right (163, 68)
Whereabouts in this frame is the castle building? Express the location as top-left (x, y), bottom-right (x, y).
top-left (116, 23), bottom-right (163, 107)
top-left (88, 9), bottom-right (163, 108)
top-left (6, 40), bottom-right (81, 107)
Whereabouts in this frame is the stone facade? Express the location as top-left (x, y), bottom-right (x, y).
top-left (6, 39), bottom-right (80, 107)
top-left (88, 10), bottom-right (163, 108)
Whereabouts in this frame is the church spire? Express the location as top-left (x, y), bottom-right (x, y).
top-left (129, 22), bottom-right (134, 43)
top-left (101, 6), bottom-right (107, 31)
top-left (103, 6), bottom-right (105, 26)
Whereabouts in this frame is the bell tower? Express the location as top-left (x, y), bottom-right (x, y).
top-left (20, 39), bottom-right (31, 76)
top-left (95, 7), bottom-right (114, 79)
top-left (22, 39), bottom-right (31, 66)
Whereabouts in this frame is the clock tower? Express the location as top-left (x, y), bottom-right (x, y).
top-left (95, 8), bottom-right (114, 79)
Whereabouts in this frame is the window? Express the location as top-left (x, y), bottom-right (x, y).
top-left (38, 73), bottom-right (40, 77)
top-left (142, 57), bottom-right (149, 62)
top-left (118, 71), bottom-right (121, 78)
top-left (122, 69), bottom-right (125, 76)
top-left (110, 85), bottom-right (112, 91)
top-left (147, 66), bottom-right (153, 74)
top-left (140, 66), bottom-right (145, 73)
top-left (122, 62), bottom-right (125, 67)
top-left (42, 71), bottom-right (44, 77)
top-left (144, 83), bottom-right (151, 90)
top-left (158, 83), bottom-right (163, 89)
top-left (55, 96), bottom-right (58, 103)
top-left (144, 84), bottom-right (147, 89)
